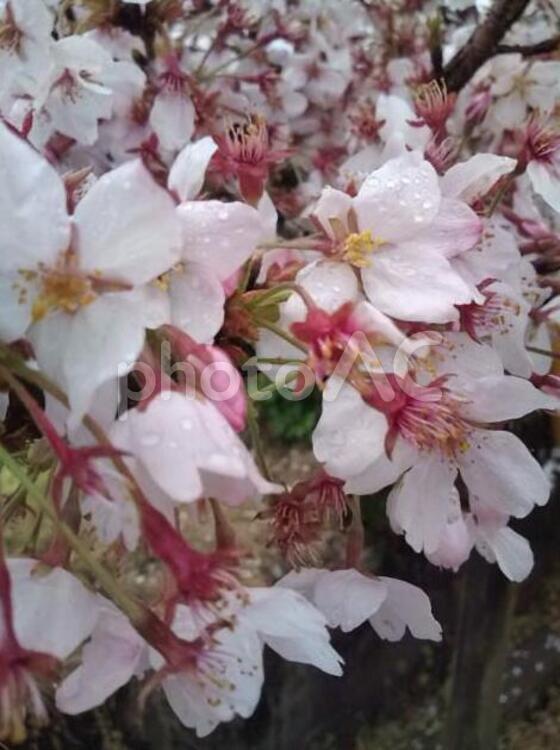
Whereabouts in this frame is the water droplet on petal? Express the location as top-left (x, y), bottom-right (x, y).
top-left (140, 432), bottom-right (160, 447)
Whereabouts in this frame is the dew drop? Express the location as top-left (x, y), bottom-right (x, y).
top-left (140, 432), bottom-right (160, 447)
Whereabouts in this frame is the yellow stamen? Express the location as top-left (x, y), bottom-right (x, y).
top-left (342, 230), bottom-right (384, 268)
top-left (31, 271), bottom-right (96, 322)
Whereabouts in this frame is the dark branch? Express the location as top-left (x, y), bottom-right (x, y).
top-left (442, 0), bottom-right (532, 92)
top-left (495, 34), bottom-right (560, 56)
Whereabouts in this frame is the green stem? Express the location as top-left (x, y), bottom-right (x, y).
top-left (249, 282), bottom-right (316, 311)
top-left (256, 319), bottom-right (308, 354)
top-left (247, 406), bottom-right (271, 481)
top-left (0, 443), bottom-right (144, 622)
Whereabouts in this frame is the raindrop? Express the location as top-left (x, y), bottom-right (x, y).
top-left (140, 432), bottom-right (160, 447)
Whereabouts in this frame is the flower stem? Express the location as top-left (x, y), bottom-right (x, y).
top-left (255, 318), bottom-right (308, 353)
top-left (247, 405), bottom-right (271, 481)
top-left (0, 443), bottom-right (145, 623)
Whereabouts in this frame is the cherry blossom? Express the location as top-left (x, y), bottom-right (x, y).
top-left (1, 0), bottom-right (560, 739)
top-left (279, 568), bottom-right (442, 642)
top-left (56, 587), bottom-right (342, 737)
top-left (0, 122), bottom-right (180, 418)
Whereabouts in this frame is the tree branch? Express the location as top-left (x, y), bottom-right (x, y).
top-left (442, 0), bottom-right (532, 92)
top-left (495, 34), bottom-right (560, 56)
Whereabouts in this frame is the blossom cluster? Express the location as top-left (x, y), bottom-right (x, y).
top-left (0, 0), bottom-right (559, 741)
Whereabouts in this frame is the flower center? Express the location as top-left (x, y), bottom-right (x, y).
top-left (396, 387), bottom-right (470, 456)
top-left (525, 119), bottom-right (560, 165)
top-left (0, 5), bottom-right (22, 54)
top-left (342, 230), bottom-right (384, 268)
top-left (30, 268), bottom-right (96, 322)
top-left (226, 114), bottom-right (268, 164)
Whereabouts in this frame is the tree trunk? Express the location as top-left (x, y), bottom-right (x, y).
top-left (444, 553), bottom-right (517, 750)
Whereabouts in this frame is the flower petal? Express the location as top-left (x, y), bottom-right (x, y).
top-left (0, 122), bottom-right (69, 274)
top-left (242, 588), bottom-right (343, 675)
top-left (476, 525), bottom-right (534, 582)
top-left (169, 263), bottom-right (225, 343)
top-left (9, 559), bottom-right (99, 659)
top-left (441, 154), bottom-right (516, 203)
top-left (458, 429), bottom-right (550, 518)
top-left (345, 438), bottom-right (417, 494)
top-left (527, 160), bottom-right (560, 214)
top-left (397, 198), bottom-right (482, 258)
top-left (168, 136), bottom-right (217, 202)
top-left (369, 577), bottom-right (442, 641)
top-left (313, 569), bottom-right (388, 632)
top-left (74, 159), bottom-right (181, 284)
top-left (387, 455), bottom-right (457, 554)
top-left (313, 378), bottom-right (388, 478)
top-left (361, 246), bottom-right (472, 323)
top-left (354, 151), bottom-right (441, 243)
top-left (56, 606), bottom-right (146, 714)
top-left (458, 375), bottom-right (557, 423)
top-left (149, 91), bottom-right (195, 152)
top-left (177, 201), bottom-right (265, 280)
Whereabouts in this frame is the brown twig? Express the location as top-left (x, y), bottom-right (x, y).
top-left (495, 34), bottom-right (560, 56)
top-left (442, 0), bottom-right (532, 92)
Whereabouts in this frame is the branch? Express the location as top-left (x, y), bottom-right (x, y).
top-left (442, 0), bottom-right (532, 92)
top-left (495, 34), bottom-right (560, 56)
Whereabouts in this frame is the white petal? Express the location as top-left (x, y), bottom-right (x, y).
top-left (527, 160), bottom-right (560, 214)
top-left (149, 91), bottom-right (195, 151)
top-left (162, 619), bottom-right (264, 738)
top-left (177, 201), bottom-right (265, 280)
top-left (30, 290), bottom-right (153, 420)
top-left (56, 606), bottom-right (146, 714)
top-left (361, 246), bottom-right (472, 323)
top-left (9, 559), bottom-right (99, 659)
top-left (296, 260), bottom-right (359, 311)
top-left (377, 93), bottom-right (431, 151)
top-left (51, 35), bottom-right (113, 70)
top-left (427, 515), bottom-right (473, 572)
top-left (169, 137), bottom-right (217, 201)
top-left (0, 275), bottom-right (34, 341)
top-left (169, 263), bottom-right (225, 343)
top-left (0, 122), bottom-right (69, 274)
top-left (477, 525), bottom-right (534, 582)
top-left (369, 577), bottom-right (442, 641)
top-left (387, 456), bottom-right (457, 555)
top-left (242, 588), bottom-right (343, 675)
top-left (345, 438), bottom-right (417, 495)
top-left (127, 392), bottom-right (277, 505)
top-left (275, 567), bottom-right (324, 599)
top-left (397, 198), bottom-right (482, 258)
top-left (458, 375), bottom-right (557, 423)
top-left (313, 569), bottom-right (388, 632)
top-left (441, 154), bottom-right (516, 203)
top-left (28, 311), bottom-right (72, 394)
top-left (458, 429), bottom-right (550, 518)
top-left (453, 220), bottom-right (521, 287)
top-left (430, 333), bottom-right (504, 380)
top-left (74, 159), bottom-right (181, 284)
top-left (45, 84), bottom-right (112, 145)
top-left (312, 187), bottom-right (352, 238)
top-left (354, 151), bottom-right (441, 243)
top-left (312, 379), bottom-right (388, 478)
top-left (493, 93), bottom-right (527, 129)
